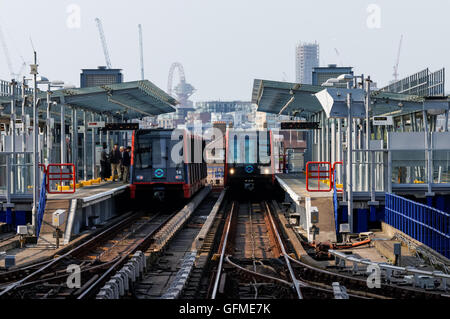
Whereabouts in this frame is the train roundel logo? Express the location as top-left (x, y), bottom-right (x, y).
top-left (154, 169), bottom-right (165, 178)
top-left (245, 165), bottom-right (254, 174)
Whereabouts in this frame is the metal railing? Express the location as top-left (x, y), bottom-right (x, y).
top-left (0, 152), bottom-right (34, 198)
top-left (385, 193), bottom-right (450, 259)
top-left (306, 161), bottom-right (332, 192)
top-left (45, 164), bottom-right (76, 194)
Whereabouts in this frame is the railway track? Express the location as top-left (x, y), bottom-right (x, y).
top-left (0, 209), bottom-right (177, 299)
top-left (132, 192), bottom-right (220, 299)
top-left (207, 199), bottom-right (445, 299)
top-left (269, 201), bottom-right (446, 299)
top-left (209, 201), bottom-right (304, 299)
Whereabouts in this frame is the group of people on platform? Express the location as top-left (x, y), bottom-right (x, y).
top-left (100, 143), bottom-right (131, 183)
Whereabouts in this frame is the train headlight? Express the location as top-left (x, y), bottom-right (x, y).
top-left (230, 168), bottom-right (235, 175)
top-left (264, 168), bottom-right (270, 174)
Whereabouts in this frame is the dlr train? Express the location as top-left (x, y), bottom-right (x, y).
top-left (130, 129), bottom-right (207, 200)
top-left (224, 129), bottom-right (276, 191)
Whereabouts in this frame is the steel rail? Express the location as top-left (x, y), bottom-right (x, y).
top-left (264, 201), bottom-right (303, 299)
top-left (285, 255), bottom-right (441, 299)
top-left (225, 256), bottom-right (292, 286)
top-left (211, 202), bottom-right (235, 299)
top-left (0, 211), bottom-right (140, 297)
top-left (77, 212), bottom-right (177, 299)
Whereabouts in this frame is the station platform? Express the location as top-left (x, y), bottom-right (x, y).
top-left (276, 174), bottom-right (337, 243)
top-left (0, 182), bottom-right (131, 269)
top-left (44, 182), bottom-right (130, 244)
top-left (47, 181), bottom-right (129, 201)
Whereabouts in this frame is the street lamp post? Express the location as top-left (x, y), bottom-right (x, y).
top-left (30, 52), bottom-right (39, 235)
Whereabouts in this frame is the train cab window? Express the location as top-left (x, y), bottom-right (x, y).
top-left (233, 135), bottom-right (238, 163)
top-left (245, 135), bottom-right (257, 164)
top-left (153, 139), bottom-right (166, 168)
top-left (258, 132), bottom-right (271, 164)
top-left (136, 136), bottom-right (152, 169)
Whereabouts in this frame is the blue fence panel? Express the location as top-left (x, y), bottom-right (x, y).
top-left (333, 174), bottom-right (339, 235)
top-left (385, 193), bottom-right (450, 259)
top-left (36, 173), bottom-right (47, 239)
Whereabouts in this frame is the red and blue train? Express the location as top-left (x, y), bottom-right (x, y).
top-left (130, 129), bottom-right (207, 200)
top-left (224, 129), bottom-right (276, 191)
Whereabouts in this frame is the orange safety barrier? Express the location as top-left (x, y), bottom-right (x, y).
top-left (45, 164), bottom-right (76, 194)
top-left (306, 161), bottom-right (332, 192)
top-left (306, 161), bottom-right (343, 192)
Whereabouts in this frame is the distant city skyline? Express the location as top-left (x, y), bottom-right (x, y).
top-left (0, 0), bottom-right (449, 101)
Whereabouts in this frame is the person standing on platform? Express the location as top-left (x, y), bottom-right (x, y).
top-left (122, 146), bottom-right (131, 183)
top-left (110, 144), bottom-right (122, 182)
top-left (119, 146), bottom-right (125, 181)
top-left (100, 142), bottom-right (110, 181)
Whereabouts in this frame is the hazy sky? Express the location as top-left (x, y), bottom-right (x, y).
top-left (0, 0), bottom-right (449, 101)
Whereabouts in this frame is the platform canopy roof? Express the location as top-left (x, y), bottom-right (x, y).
top-left (0, 80), bottom-right (177, 120)
top-left (251, 79), bottom-right (439, 118)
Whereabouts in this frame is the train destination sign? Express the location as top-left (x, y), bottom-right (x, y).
top-left (281, 122), bottom-right (320, 130)
top-left (102, 123), bottom-right (140, 131)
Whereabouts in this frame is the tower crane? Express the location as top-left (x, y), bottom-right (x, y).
top-left (392, 35), bottom-right (403, 82)
top-left (0, 24), bottom-right (18, 80)
top-left (95, 18), bottom-right (112, 69)
top-left (334, 48), bottom-right (343, 66)
top-left (138, 24), bottom-right (144, 80)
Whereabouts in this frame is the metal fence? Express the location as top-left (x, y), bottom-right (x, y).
top-left (385, 193), bottom-right (450, 259)
top-left (0, 152), bottom-right (34, 198)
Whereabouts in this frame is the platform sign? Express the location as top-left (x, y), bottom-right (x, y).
top-left (281, 122), bottom-right (320, 130)
top-left (88, 121), bottom-right (106, 128)
top-left (372, 116), bottom-right (393, 126)
top-left (102, 123), bottom-right (140, 131)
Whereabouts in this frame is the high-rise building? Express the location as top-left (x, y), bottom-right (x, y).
top-left (295, 42), bottom-right (319, 84)
top-left (195, 101), bottom-right (253, 114)
top-left (312, 64), bottom-right (353, 87)
top-left (80, 66), bottom-right (123, 88)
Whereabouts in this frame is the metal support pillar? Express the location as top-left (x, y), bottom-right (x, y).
top-left (365, 78), bottom-right (371, 193)
top-left (321, 112), bottom-right (325, 162)
top-left (346, 93), bottom-right (353, 232)
top-left (83, 111), bottom-right (87, 181)
top-left (21, 79), bottom-right (27, 153)
top-left (325, 115), bottom-right (329, 162)
top-left (106, 116), bottom-right (111, 149)
top-left (423, 109), bottom-right (433, 195)
top-left (444, 110), bottom-right (449, 132)
top-left (32, 52), bottom-right (39, 235)
top-left (331, 119), bottom-right (336, 165)
top-left (352, 119), bottom-right (357, 192)
top-left (99, 115), bottom-right (103, 146)
top-left (46, 90), bottom-right (52, 164)
top-left (60, 102), bottom-right (66, 164)
top-left (91, 112), bottom-right (96, 179)
top-left (72, 107), bottom-right (78, 183)
top-left (10, 82), bottom-right (17, 194)
top-left (337, 119), bottom-right (342, 185)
